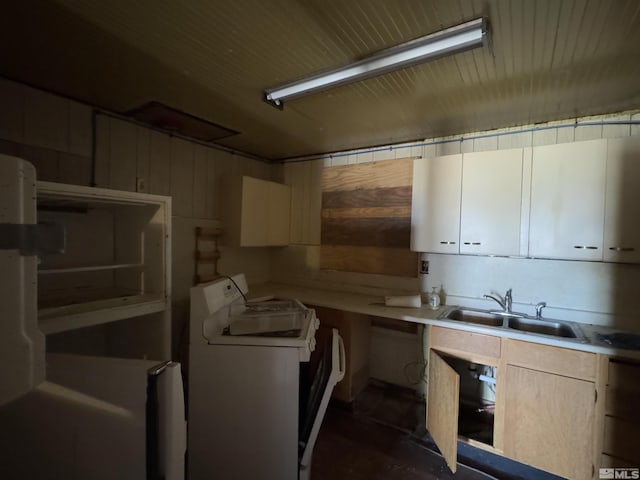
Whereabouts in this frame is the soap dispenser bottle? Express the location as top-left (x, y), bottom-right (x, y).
top-left (427, 287), bottom-right (440, 310)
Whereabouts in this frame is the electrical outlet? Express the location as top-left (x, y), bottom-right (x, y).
top-left (136, 177), bottom-right (146, 192)
top-left (419, 260), bottom-right (429, 275)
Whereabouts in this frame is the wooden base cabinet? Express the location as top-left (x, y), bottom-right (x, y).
top-left (427, 327), bottom-right (502, 473)
top-left (503, 365), bottom-right (595, 479)
top-left (601, 359), bottom-right (640, 467)
top-left (427, 328), bottom-right (605, 479)
top-left (309, 305), bottom-right (370, 403)
top-left (502, 340), bottom-right (601, 480)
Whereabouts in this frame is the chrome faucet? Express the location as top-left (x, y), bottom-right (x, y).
top-left (484, 288), bottom-right (513, 313)
top-left (535, 301), bottom-right (547, 320)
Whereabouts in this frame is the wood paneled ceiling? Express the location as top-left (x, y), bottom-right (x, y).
top-left (0, 0), bottom-right (638, 160)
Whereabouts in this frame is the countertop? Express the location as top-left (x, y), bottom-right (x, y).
top-left (249, 282), bottom-right (640, 361)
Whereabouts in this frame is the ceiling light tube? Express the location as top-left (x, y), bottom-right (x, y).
top-left (264, 17), bottom-right (488, 108)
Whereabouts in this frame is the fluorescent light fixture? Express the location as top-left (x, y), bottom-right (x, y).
top-left (264, 17), bottom-right (488, 108)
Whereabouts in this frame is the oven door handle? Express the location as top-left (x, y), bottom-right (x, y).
top-left (337, 332), bottom-right (346, 382)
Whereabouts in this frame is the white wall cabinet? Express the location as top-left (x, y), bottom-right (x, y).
top-left (223, 176), bottom-right (291, 247)
top-left (529, 139), bottom-right (607, 261)
top-left (36, 182), bottom-right (171, 359)
top-left (410, 154), bottom-right (462, 254)
top-left (604, 136), bottom-right (640, 263)
top-left (460, 149), bottom-right (524, 256)
top-left (412, 136), bottom-right (640, 263)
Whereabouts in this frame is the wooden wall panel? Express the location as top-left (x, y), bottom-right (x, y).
top-left (321, 217), bottom-right (410, 248)
top-left (148, 130), bottom-right (171, 196)
top-left (320, 158), bottom-right (418, 277)
top-left (307, 160), bottom-right (323, 244)
top-left (170, 137), bottom-right (195, 217)
top-left (205, 148), bottom-right (217, 220)
top-left (18, 144), bottom-right (59, 182)
top-left (23, 87), bottom-right (68, 152)
top-left (322, 186), bottom-right (412, 209)
top-left (108, 118), bottom-right (137, 192)
top-left (58, 152), bottom-right (90, 185)
top-left (0, 78), bottom-right (24, 143)
top-left (322, 159), bottom-right (413, 192)
top-left (283, 160), bottom-right (323, 245)
top-left (94, 114), bottom-right (110, 187)
top-left (192, 144), bottom-right (209, 219)
top-left (68, 101), bottom-right (92, 158)
top-left (320, 245), bottom-right (416, 277)
top-left (135, 126), bottom-right (150, 192)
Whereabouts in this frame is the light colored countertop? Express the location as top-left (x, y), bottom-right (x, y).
top-left (250, 282), bottom-right (640, 361)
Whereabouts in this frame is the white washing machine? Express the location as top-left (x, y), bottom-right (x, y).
top-left (188, 274), bottom-right (345, 480)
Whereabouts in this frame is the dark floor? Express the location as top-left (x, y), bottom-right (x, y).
top-left (311, 381), bottom-right (562, 480)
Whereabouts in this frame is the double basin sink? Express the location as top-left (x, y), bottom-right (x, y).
top-left (438, 307), bottom-right (588, 342)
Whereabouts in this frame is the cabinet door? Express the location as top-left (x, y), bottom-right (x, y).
top-left (411, 155), bottom-right (462, 253)
top-left (503, 365), bottom-right (595, 479)
top-left (604, 136), bottom-right (640, 263)
top-left (427, 349), bottom-right (460, 473)
top-left (240, 176), bottom-right (269, 246)
top-left (460, 149), bottom-right (523, 256)
top-left (268, 182), bottom-right (291, 246)
top-left (529, 139), bottom-right (606, 260)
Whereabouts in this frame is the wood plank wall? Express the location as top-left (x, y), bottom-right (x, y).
top-left (320, 158), bottom-right (418, 277)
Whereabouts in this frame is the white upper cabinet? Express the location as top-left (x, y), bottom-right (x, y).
top-left (529, 139), bottom-right (607, 261)
top-left (224, 176), bottom-right (291, 247)
top-left (460, 149), bottom-right (524, 256)
top-left (604, 136), bottom-right (640, 263)
top-left (411, 155), bottom-right (462, 253)
top-left (267, 181), bottom-right (291, 246)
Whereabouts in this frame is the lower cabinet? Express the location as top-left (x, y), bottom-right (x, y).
top-left (503, 365), bottom-right (596, 479)
top-left (309, 305), bottom-right (371, 403)
top-left (601, 359), bottom-right (640, 467)
top-left (502, 339), bottom-right (600, 479)
top-left (427, 327), bottom-right (605, 479)
top-left (427, 327), bottom-right (501, 473)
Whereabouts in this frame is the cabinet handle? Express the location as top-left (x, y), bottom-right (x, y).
top-left (573, 245), bottom-right (598, 250)
top-left (609, 246), bottom-right (635, 252)
top-left (439, 241), bottom-right (456, 245)
top-left (463, 242), bottom-right (481, 245)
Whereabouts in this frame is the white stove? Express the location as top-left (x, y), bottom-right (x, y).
top-left (188, 274), bottom-right (344, 480)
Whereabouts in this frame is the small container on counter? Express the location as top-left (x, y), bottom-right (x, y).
top-left (427, 287), bottom-right (441, 310)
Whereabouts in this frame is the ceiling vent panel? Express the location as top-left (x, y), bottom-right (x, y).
top-left (126, 102), bottom-right (238, 142)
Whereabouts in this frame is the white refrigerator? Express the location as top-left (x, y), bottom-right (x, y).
top-left (0, 156), bottom-right (186, 480)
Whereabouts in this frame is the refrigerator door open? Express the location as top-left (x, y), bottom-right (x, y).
top-left (0, 156), bottom-right (45, 406)
top-left (0, 354), bottom-right (186, 480)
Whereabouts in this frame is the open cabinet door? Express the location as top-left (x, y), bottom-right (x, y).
top-left (427, 349), bottom-right (460, 473)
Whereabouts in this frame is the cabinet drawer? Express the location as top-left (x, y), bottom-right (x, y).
top-left (430, 326), bottom-right (501, 359)
top-left (504, 340), bottom-right (596, 381)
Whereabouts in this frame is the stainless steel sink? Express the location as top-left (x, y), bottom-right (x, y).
top-left (439, 308), bottom-right (505, 327)
top-left (507, 317), bottom-right (579, 338)
top-left (438, 306), bottom-right (588, 342)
